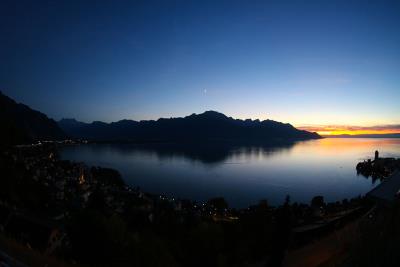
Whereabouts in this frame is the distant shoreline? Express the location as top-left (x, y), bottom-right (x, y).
top-left (323, 133), bottom-right (400, 138)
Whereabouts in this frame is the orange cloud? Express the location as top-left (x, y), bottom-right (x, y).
top-left (297, 124), bottom-right (400, 136)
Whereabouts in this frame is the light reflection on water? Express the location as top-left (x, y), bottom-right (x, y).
top-left (60, 138), bottom-right (400, 208)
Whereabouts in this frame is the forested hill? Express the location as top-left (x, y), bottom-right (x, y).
top-left (0, 92), bottom-right (65, 146)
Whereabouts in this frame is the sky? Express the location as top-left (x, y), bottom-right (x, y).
top-left (1, 0), bottom-right (400, 135)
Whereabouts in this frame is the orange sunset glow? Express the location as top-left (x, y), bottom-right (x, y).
top-left (297, 125), bottom-right (400, 136)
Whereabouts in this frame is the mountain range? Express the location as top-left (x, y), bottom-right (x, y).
top-left (0, 92), bottom-right (65, 146)
top-left (59, 111), bottom-right (321, 143)
top-left (0, 92), bottom-right (321, 145)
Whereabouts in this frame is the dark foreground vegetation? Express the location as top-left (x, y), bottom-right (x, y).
top-left (0, 143), bottom-right (373, 267)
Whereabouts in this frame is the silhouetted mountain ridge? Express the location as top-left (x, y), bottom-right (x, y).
top-left (0, 92), bottom-right (66, 145)
top-left (59, 110), bottom-right (321, 143)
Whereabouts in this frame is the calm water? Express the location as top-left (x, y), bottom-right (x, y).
top-left (60, 138), bottom-right (400, 208)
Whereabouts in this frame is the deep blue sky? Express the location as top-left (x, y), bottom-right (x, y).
top-left (1, 0), bottom-right (399, 127)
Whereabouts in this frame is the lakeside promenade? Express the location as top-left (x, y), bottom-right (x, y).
top-left (367, 171), bottom-right (400, 203)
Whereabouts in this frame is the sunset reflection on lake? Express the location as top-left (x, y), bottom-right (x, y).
top-left (61, 138), bottom-right (400, 208)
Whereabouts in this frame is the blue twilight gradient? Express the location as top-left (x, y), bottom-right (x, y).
top-left (1, 0), bottom-right (399, 125)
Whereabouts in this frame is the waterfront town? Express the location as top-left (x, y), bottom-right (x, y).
top-left (2, 141), bottom-right (398, 266)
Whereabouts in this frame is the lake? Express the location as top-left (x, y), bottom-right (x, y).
top-left (60, 138), bottom-right (400, 208)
